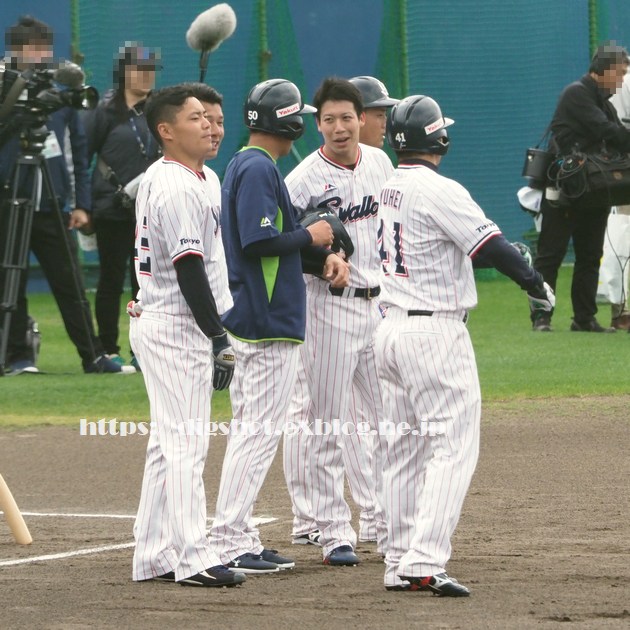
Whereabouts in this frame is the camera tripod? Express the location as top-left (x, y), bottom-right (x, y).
top-left (0, 124), bottom-right (96, 375)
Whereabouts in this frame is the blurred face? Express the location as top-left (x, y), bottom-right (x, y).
top-left (11, 42), bottom-right (53, 69)
top-left (317, 100), bottom-right (364, 165)
top-left (200, 101), bottom-right (224, 160)
top-left (125, 64), bottom-right (156, 96)
top-left (158, 97), bottom-right (212, 166)
top-left (595, 62), bottom-right (628, 93)
top-left (360, 107), bottom-right (388, 148)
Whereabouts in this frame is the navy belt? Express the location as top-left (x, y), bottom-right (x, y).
top-left (329, 286), bottom-right (381, 300)
top-left (408, 310), bottom-right (469, 324)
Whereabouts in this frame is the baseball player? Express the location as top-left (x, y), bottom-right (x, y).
top-left (130, 85), bottom-right (245, 588)
top-left (350, 75), bottom-right (399, 149)
top-left (283, 76), bottom-right (399, 550)
top-left (376, 95), bottom-right (554, 594)
top-left (207, 79), bottom-right (349, 574)
top-left (285, 77), bottom-right (394, 566)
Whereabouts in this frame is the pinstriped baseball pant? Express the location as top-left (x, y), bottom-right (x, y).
top-left (208, 338), bottom-right (300, 564)
top-left (303, 282), bottom-right (386, 557)
top-left (130, 312), bottom-right (222, 582)
top-left (375, 308), bottom-right (480, 587)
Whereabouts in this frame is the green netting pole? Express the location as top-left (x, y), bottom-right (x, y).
top-left (588, 0), bottom-right (598, 55)
top-left (399, 0), bottom-right (409, 96)
top-left (70, 0), bottom-right (83, 64)
top-left (259, 0), bottom-right (271, 81)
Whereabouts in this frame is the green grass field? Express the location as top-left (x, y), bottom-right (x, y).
top-left (1, 265), bottom-right (628, 428)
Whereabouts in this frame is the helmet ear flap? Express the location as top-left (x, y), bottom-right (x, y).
top-left (433, 134), bottom-right (450, 155)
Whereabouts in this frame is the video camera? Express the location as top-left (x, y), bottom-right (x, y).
top-left (0, 60), bottom-right (98, 147)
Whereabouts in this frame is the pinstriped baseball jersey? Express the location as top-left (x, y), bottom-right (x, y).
top-left (202, 164), bottom-right (230, 311)
top-left (285, 143), bottom-right (394, 288)
top-left (134, 158), bottom-right (232, 316)
top-left (375, 157), bottom-right (487, 588)
top-left (284, 142), bottom-right (392, 558)
top-left (378, 162), bottom-right (501, 311)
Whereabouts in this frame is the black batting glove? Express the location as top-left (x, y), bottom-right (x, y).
top-left (211, 332), bottom-right (236, 391)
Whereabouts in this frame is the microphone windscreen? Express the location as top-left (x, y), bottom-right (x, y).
top-left (53, 61), bottom-right (85, 89)
top-left (186, 3), bottom-right (237, 53)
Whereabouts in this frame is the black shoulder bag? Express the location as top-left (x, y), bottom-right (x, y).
top-left (548, 146), bottom-right (630, 209)
top-left (522, 127), bottom-right (556, 191)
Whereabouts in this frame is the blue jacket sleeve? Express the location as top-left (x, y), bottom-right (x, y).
top-left (67, 108), bottom-right (92, 211)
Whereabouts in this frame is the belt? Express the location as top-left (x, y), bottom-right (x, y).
top-left (329, 286), bottom-right (381, 300)
top-left (408, 309), bottom-right (469, 324)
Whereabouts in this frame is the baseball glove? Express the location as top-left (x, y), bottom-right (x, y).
top-left (299, 209), bottom-right (354, 259)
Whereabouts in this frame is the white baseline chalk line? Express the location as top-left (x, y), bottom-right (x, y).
top-left (0, 542), bottom-right (136, 567)
top-left (0, 516), bottom-right (277, 567)
top-left (19, 512), bottom-right (136, 519)
top-left (2, 511), bottom-right (277, 525)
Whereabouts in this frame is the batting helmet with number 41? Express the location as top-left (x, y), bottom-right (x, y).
top-left (387, 95), bottom-right (454, 155)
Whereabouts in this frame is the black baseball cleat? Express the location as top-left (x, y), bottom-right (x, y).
top-left (138, 571), bottom-right (175, 583)
top-left (178, 565), bottom-right (246, 587)
top-left (226, 552), bottom-right (280, 574)
top-left (399, 572), bottom-right (470, 597)
top-left (261, 548), bottom-right (295, 569)
top-left (323, 545), bottom-right (360, 566)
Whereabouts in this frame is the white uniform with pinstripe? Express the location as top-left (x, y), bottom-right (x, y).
top-left (285, 144), bottom-right (393, 557)
top-left (209, 337), bottom-right (300, 563)
top-left (130, 158), bottom-right (232, 582)
top-left (283, 353), bottom-right (386, 546)
top-left (374, 161), bottom-right (500, 588)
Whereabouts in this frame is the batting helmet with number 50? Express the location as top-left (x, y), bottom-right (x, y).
top-left (299, 209), bottom-right (354, 260)
top-left (244, 78), bottom-right (316, 140)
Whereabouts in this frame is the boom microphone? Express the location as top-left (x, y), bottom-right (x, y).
top-left (186, 3), bottom-right (237, 82)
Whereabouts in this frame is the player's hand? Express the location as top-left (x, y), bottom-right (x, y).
top-left (306, 219), bottom-right (334, 247)
top-left (127, 300), bottom-right (143, 318)
top-left (212, 332), bottom-right (236, 391)
top-left (323, 253), bottom-right (350, 288)
top-left (527, 281), bottom-right (555, 312)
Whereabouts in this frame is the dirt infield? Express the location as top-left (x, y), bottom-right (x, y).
top-left (1, 396), bottom-right (629, 629)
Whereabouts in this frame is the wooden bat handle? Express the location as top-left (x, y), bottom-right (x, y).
top-left (0, 474), bottom-right (33, 545)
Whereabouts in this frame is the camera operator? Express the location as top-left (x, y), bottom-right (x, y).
top-left (83, 43), bottom-right (162, 371)
top-left (0, 15), bottom-right (132, 374)
top-left (531, 43), bottom-right (630, 333)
